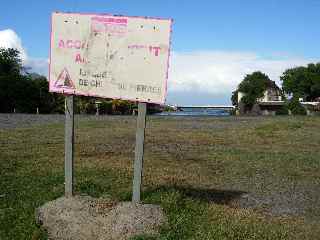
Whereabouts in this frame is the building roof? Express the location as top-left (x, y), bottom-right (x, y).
top-left (266, 80), bottom-right (281, 90)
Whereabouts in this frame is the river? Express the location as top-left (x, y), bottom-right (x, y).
top-left (155, 108), bottom-right (231, 116)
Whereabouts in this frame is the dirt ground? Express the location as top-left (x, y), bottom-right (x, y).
top-left (36, 196), bottom-right (166, 240)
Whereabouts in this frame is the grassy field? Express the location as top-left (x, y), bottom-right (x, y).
top-left (1, 115), bottom-right (320, 239)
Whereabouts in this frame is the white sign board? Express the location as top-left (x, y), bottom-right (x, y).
top-left (49, 12), bottom-right (172, 104)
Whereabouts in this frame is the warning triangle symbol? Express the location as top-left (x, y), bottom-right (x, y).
top-left (54, 68), bottom-right (75, 89)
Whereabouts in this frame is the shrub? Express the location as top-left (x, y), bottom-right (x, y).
top-left (99, 100), bottom-right (113, 114)
top-left (288, 98), bottom-right (307, 115)
top-left (251, 103), bottom-right (261, 115)
top-left (314, 103), bottom-right (320, 112)
top-left (276, 104), bottom-right (289, 115)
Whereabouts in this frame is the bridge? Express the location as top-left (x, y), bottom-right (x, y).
top-left (176, 105), bottom-right (235, 111)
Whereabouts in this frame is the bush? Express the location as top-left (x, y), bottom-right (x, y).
top-left (99, 100), bottom-right (113, 114)
top-left (288, 98), bottom-right (307, 115)
top-left (251, 103), bottom-right (261, 115)
top-left (276, 104), bottom-right (289, 115)
top-left (75, 97), bottom-right (96, 114)
top-left (314, 103), bottom-right (320, 112)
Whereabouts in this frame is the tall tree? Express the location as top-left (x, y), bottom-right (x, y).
top-left (281, 63), bottom-right (320, 101)
top-left (237, 71), bottom-right (271, 108)
top-left (0, 48), bottom-right (22, 76)
top-left (231, 90), bottom-right (238, 107)
top-left (0, 48), bottom-right (24, 112)
top-left (0, 48), bottom-right (64, 113)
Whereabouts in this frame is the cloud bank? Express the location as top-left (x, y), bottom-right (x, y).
top-left (0, 29), bottom-right (318, 105)
top-left (167, 51), bottom-right (316, 105)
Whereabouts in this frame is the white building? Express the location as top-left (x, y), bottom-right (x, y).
top-left (237, 80), bottom-right (284, 115)
top-left (238, 80), bottom-right (282, 104)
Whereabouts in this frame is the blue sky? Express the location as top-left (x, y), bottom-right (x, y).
top-left (1, 0), bottom-right (320, 105)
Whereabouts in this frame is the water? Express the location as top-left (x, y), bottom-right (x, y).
top-left (155, 109), bottom-right (230, 116)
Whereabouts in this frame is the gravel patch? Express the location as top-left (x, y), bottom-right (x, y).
top-left (0, 114), bottom-right (136, 129)
top-left (236, 191), bottom-right (307, 217)
top-left (36, 196), bottom-right (167, 240)
top-left (0, 114), bottom-right (268, 130)
top-left (0, 114), bottom-right (64, 129)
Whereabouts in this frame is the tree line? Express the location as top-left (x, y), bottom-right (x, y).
top-left (0, 48), bottom-right (162, 114)
top-left (231, 63), bottom-right (320, 115)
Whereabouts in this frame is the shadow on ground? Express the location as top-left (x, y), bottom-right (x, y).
top-left (143, 185), bottom-right (247, 205)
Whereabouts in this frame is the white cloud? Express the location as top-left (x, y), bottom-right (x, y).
top-left (0, 29), bottom-right (27, 61)
top-left (26, 58), bottom-right (49, 77)
top-left (0, 29), bottom-right (48, 76)
top-left (167, 51), bottom-right (317, 104)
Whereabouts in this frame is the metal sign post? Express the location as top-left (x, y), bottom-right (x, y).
top-left (132, 102), bottom-right (147, 203)
top-left (65, 95), bottom-right (74, 197)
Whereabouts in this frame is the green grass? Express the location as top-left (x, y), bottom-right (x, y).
top-left (1, 116), bottom-right (320, 239)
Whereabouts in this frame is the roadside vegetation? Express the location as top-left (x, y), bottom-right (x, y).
top-left (1, 115), bottom-right (320, 239)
